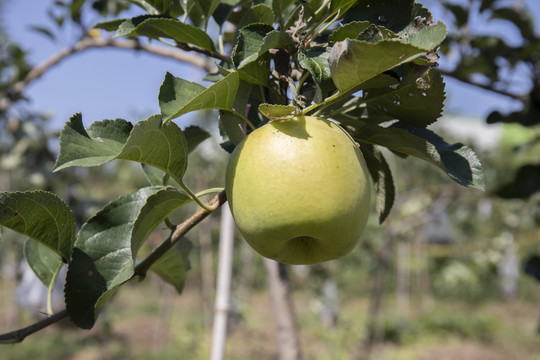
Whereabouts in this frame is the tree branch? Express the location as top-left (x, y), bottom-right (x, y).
top-left (0, 310), bottom-right (68, 344)
top-left (439, 69), bottom-right (528, 102)
top-left (0, 190), bottom-right (227, 344)
top-left (136, 190), bottom-right (227, 277)
top-left (0, 36), bottom-right (218, 113)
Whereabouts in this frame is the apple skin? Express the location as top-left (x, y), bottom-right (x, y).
top-left (225, 116), bottom-right (371, 265)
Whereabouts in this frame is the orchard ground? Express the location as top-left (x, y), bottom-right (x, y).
top-left (2, 266), bottom-right (540, 360)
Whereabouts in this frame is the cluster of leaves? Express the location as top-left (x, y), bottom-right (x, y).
top-left (0, 0), bottom-right (485, 335)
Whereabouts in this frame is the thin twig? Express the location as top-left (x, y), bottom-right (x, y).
top-left (439, 69), bottom-right (528, 102)
top-left (0, 36), bottom-right (217, 113)
top-left (134, 190), bottom-right (227, 278)
top-left (0, 310), bottom-right (68, 344)
top-left (0, 190), bottom-right (227, 343)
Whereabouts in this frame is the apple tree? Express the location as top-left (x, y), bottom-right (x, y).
top-left (0, 0), bottom-right (486, 351)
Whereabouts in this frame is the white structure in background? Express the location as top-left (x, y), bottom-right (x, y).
top-left (498, 232), bottom-right (520, 300)
top-left (16, 262), bottom-right (66, 315)
top-left (432, 114), bottom-right (503, 152)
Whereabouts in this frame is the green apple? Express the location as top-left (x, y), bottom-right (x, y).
top-left (225, 116), bottom-right (371, 265)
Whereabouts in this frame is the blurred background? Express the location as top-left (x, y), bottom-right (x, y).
top-left (1, 0), bottom-right (540, 359)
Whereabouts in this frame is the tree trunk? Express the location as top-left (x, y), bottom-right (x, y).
top-left (396, 240), bottom-right (410, 318)
top-left (359, 230), bottom-right (392, 360)
top-left (264, 259), bottom-right (302, 360)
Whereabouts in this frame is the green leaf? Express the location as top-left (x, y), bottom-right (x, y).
top-left (343, 0), bottom-right (415, 33)
top-left (364, 67), bottom-right (446, 127)
top-left (328, 21), bottom-right (372, 44)
top-left (329, 39), bottom-right (426, 94)
top-left (238, 57), bottom-right (271, 86)
top-left (117, 115), bottom-right (188, 182)
top-left (297, 47), bottom-right (334, 100)
top-left (28, 25), bottom-right (56, 41)
top-left (237, 3), bottom-right (274, 29)
top-left (150, 237), bottom-right (192, 293)
top-left (219, 111), bottom-right (245, 146)
top-left (65, 186), bottom-right (192, 329)
top-left (359, 144), bottom-right (395, 223)
top-left (212, 3), bottom-right (233, 27)
top-left (129, 0), bottom-right (160, 14)
top-left (65, 248), bottom-right (107, 329)
top-left (159, 71), bottom-right (239, 121)
top-left (330, 0), bottom-right (357, 17)
top-left (55, 115), bottom-right (189, 184)
top-left (283, 3), bottom-right (316, 30)
top-left (400, 21), bottom-right (447, 51)
top-left (115, 16), bottom-right (216, 52)
top-left (218, 81), bottom-right (252, 145)
top-left (143, 0), bottom-right (184, 16)
top-left (196, 0), bottom-right (221, 18)
top-left (258, 104), bottom-right (298, 120)
top-left (350, 123), bottom-right (485, 190)
top-left (24, 238), bottom-right (63, 288)
top-left (54, 114), bottom-right (133, 171)
top-left (495, 164), bottom-right (540, 199)
top-left (142, 164), bottom-right (168, 186)
top-left (183, 125), bottom-right (211, 153)
top-left (233, 25), bottom-right (292, 68)
top-left (94, 18), bottom-right (126, 31)
top-left (0, 191), bottom-right (75, 262)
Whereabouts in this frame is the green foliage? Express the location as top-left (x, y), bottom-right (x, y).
top-left (0, 191), bottom-right (75, 262)
top-left (113, 16), bottom-right (217, 52)
top-left (23, 238), bottom-right (63, 289)
top-left (149, 237), bottom-right (193, 293)
top-left (159, 71), bottom-right (240, 121)
top-left (0, 0), bottom-right (499, 338)
top-left (66, 186), bottom-right (192, 328)
top-left (56, 114), bottom-right (192, 184)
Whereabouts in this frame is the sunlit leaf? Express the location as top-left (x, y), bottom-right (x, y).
top-left (55, 114), bottom-right (189, 184)
top-left (258, 103), bottom-right (298, 120)
top-left (233, 24), bottom-right (291, 68)
top-left (54, 114), bottom-right (132, 171)
top-left (236, 3), bottom-right (274, 29)
top-left (115, 16), bottom-right (216, 51)
top-left (117, 115), bottom-right (188, 182)
top-left (328, 21), bottom-right (372, 44)
top-left (329, 39), bottom-right (426, 94)
top-left (159, 71), bottom-right (239, 121)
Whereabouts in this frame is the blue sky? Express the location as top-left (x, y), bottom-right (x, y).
top-left (2, 0), bottom-right (539, 131)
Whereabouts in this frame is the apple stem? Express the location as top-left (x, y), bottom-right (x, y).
top-left (179, 181), bottom-right (220, 212)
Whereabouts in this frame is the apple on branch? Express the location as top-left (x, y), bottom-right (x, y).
top-left (225, 116), bottom-right (371, 265)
